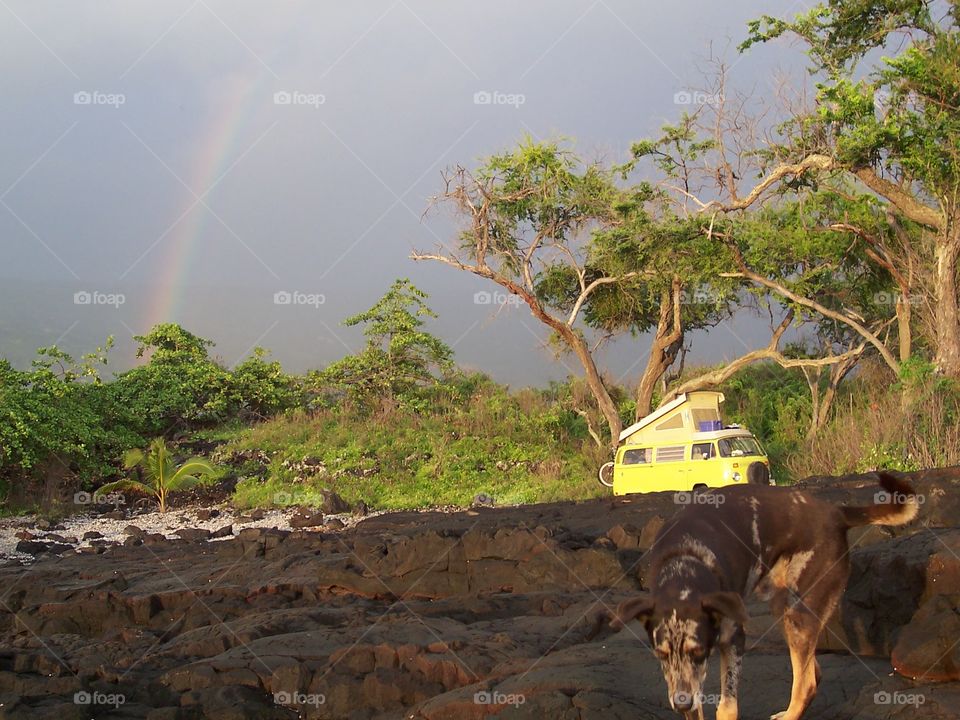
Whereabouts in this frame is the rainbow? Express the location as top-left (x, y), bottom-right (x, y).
top-left (141, 71), bottom-right (266, 331)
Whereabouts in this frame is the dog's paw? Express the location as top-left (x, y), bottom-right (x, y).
top-left (769, 712), bottom-right (787, 720)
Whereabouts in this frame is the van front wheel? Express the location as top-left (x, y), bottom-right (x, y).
top-left (692, 483), bottom-right (708, 494)
top-left (598, 462), bottom-right (614, 488)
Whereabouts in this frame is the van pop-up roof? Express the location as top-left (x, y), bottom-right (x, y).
top-left (619, 391), bottom-right (725, 445)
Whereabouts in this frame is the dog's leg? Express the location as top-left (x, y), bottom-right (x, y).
top-left (770, 607), bottom-right (820, 720)
top-left (717, 621), bottom-right (744, 720)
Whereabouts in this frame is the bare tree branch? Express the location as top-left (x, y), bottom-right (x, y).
top-left (701, 154), bottom-right (838, 213)
top-left (663, 310), bottom-right (868, 403)
top-left (718, 241), bottom-right (901, 373)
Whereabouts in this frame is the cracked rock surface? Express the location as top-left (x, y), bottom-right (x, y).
top-left (2, 468), bottom-right (959, 719)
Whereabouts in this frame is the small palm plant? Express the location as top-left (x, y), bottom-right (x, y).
top-left (97, 438), bottom-right (217, 513)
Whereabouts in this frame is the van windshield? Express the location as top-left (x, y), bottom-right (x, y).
top-left (717, 436), bottom-right (763, 458)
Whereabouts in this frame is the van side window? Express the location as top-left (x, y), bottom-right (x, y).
top-left (655, 446), bottom-right (685, 463)
top-left (692, 442), bottom-right (715, 460)
top-left (655, 414), bottom-right (684, 431)
top-left (622, 448), bottom-right (651, 464)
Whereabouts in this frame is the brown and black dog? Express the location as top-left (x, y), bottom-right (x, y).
top-left (604, 471), bottom-right (918, 720)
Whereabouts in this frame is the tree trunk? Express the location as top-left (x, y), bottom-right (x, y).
top-left (895, 294), bottom-right (912, 363)
top-left (803, 350), bottom-right (860, 440)
top-left (564, 326), bottom-right (622, 449)
top-left (635, 334), bottom-right (682, 420)
top-left (635, 279), bottom-right (683, 420)
top-left (802, 367), bottom-right (822, 438)
top-left (933, 231), bottom-right (960, 377)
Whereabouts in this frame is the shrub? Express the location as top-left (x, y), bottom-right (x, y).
top-left (0, 345), bottom-right (140, 495)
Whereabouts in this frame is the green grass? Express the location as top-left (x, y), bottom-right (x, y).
top-left (218, 388), bottom-right (606, 510)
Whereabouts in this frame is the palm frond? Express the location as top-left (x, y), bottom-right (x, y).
top-left (96, 479), bottom-right (155, 497)
top-left (170, 459), bottom-right (216, 481)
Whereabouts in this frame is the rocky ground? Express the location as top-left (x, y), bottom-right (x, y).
top-left (0, 502), bottom-right (371, 565)
top-left (2, 469), bottom-right (960, 719)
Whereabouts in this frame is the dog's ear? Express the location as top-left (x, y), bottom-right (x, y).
top-left (610, 594), bottom-right (655, 630)
top-left (701, 591), bottom-right (748, 626)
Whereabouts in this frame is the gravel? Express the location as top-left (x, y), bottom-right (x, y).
top-left (0, 505), bottom-right (380, 563)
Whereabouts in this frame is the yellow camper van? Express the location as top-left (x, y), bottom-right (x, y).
top-left (598, 391), bottom-right (771, 496)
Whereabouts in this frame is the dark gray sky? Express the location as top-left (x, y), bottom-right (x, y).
top-left (0, 0), bottom-right (808, 386)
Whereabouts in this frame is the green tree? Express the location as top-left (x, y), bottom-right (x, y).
top-left (414, 140), bottom-right (640, 445)
top-left (227, 347), bottom-right (299, 418)
top-left (110, 324), bottom-right (231, 435)
top-left (736, 0), bottom-right (960, 376)
top-left (97, 437), bottom-right (216, 513)
top-left (315, 279), bottom-right (453, 412)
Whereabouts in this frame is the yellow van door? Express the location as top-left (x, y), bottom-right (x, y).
top-left (614, 447), bottom-right (652, 494)
top-left (688, 441), bottom-right (718, 487)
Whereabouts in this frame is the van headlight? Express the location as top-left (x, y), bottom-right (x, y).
top-left (732, 472), bottom-right (742, 482)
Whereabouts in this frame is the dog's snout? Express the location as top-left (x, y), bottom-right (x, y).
top-left (672, 691), bottom-right (693, 711)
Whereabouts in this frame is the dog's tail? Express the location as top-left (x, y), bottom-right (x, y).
top-left (840, 471), bottom-right (919, 528)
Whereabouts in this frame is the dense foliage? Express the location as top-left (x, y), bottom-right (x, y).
top-left (0, 323), bottom-right (299, 501)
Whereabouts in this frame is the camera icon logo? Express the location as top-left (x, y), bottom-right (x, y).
top-left (274, 91), bottom-right (292, 105)
top-left (274, 291), bottom-right (292, 305)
